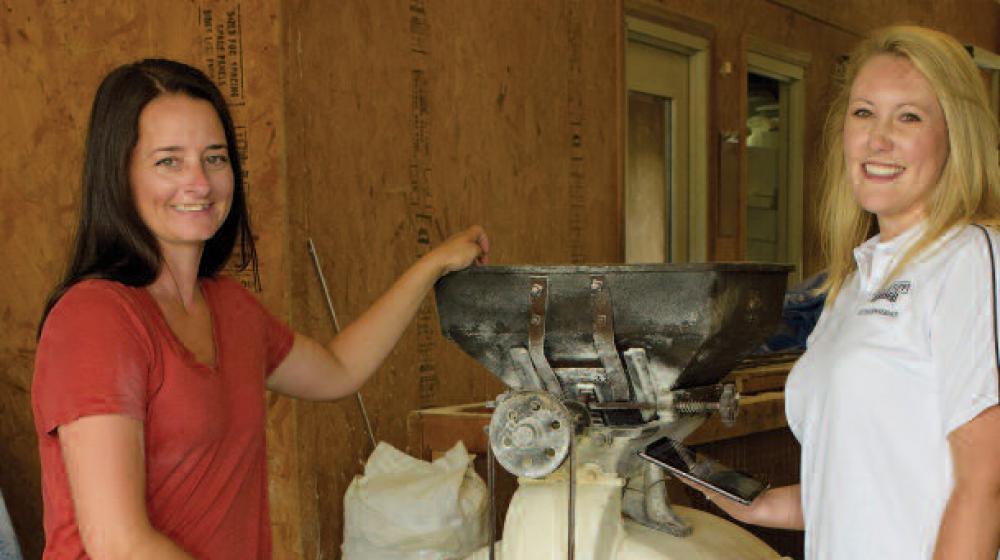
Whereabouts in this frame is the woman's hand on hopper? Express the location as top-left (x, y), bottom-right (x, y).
top-left (429, 225), bottom-right (490, 276)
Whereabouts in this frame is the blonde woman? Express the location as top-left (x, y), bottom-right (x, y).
top-left (699, 26), bottom-right (1000, 559)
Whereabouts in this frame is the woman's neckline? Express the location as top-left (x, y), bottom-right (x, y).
top-left (141, 278), bottom-right (221, 372)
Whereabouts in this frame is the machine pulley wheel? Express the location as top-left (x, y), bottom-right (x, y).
top-left (489, 391), bottom-right (573, 478)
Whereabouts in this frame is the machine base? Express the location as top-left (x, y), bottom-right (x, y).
top-left (466, 464), bottom-right (785, 560)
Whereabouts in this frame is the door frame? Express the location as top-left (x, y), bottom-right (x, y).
top-left (623, 16), bottom-right (709, 262)
top-left (745, 36), bottom-right (809, 283)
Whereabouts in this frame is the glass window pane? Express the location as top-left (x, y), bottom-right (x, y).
top-left (626, 90), bottom-right (672, 263)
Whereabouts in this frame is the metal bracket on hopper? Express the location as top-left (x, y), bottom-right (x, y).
top-left (525, 276), bottom-right (563, 396)
top-left (508, 347), bottom-right (545, 391)
top-left (622, 348), bottom-right (657, 422)
top-left (590, 275), bottom-right (630, 402)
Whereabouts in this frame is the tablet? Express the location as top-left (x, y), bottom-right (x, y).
top-left (638, 437), bottom-right (768, 505)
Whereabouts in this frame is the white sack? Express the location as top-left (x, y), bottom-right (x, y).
top-left (342, 440), bottom-right (488, 560)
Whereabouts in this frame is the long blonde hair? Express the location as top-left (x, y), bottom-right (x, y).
top-left (819, 25), bottom-right (1000, 302)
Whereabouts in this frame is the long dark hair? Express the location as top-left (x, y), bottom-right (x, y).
top-left (38, 59), bottom-right (257, 336)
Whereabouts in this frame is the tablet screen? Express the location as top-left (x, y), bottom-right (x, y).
top-left (639, 437), bottom-right (768, 505)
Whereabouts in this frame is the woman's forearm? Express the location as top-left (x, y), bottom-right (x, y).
top-left (324, 226), bottom-right (486, 391)
top-left (327, 256), bottom-right (442, 386)
top-left (707, 483), bottom-right (804, 530)
top-left (267, 257), bottom-right (446, 400)
top-left (266, 255), bottom-right (457, 401)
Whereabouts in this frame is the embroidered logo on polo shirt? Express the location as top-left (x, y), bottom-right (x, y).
top-left (858, 280), bottom-right (911, 318)
top-left (870, 280), bottom-right (911, 303)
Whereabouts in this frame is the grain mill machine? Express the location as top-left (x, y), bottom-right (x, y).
top-left (435, 263), bottom-right (793, 560)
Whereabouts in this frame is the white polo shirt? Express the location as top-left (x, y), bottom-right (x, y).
top-left (786, 223), bottom-right (1000, 560)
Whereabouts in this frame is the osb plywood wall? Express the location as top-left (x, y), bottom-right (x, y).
top-left (1, 1), bottom-right (998, 558)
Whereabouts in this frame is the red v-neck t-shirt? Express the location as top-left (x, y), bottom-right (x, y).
top-left (33, 277), bottom-right (295, 559)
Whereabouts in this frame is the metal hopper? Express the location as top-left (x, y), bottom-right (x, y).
top-left (436, 263), bottom-right (791, 419)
